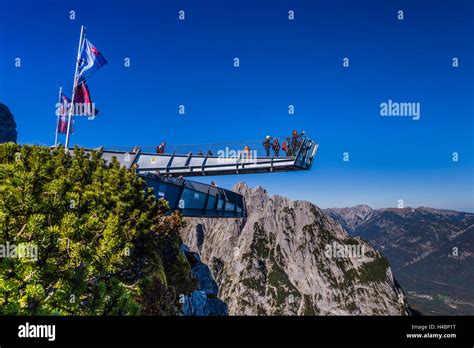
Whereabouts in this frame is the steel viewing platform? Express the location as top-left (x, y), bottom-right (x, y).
top-left (86, 136), bottom-right (318, 177)
top-left (66, 135), bottom-right (318, 218)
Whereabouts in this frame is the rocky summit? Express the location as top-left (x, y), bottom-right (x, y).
top-left (181, 183), bottom-right (410, 315)
top-left (0, 103), bottom-right (17, 143)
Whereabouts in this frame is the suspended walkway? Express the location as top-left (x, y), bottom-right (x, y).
top-left (66, 135), bottom-right (318, 218)
top-left (90, 136), bottom-right (318, 177)
top-left (142, 174), bottom-right (246, 218)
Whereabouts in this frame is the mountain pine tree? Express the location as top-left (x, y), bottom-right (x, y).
top-left (0, 143), bottom-right (196, 315)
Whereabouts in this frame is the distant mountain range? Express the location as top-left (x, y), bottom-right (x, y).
top-left (182, 184), bottom-right (410, 315)
top-left (325, 205), bottom-right (474, 315)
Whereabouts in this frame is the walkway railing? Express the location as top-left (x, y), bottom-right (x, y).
top-left (80, 135), bottom-right (318, 177)
top-left (101, 135), bottom-right (309, 160)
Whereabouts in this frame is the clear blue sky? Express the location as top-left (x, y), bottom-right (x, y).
top-left (1, 0), bottom-right (472, 212)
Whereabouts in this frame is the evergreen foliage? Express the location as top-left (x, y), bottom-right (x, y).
top-left (0, 143), bottom-right (196, 315)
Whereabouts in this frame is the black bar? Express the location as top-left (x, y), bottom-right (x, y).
top-left (0, 316), bottom-right (472, 346)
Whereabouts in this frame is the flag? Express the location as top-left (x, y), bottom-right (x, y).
top-left (59, 93), bottom-right (70, 116)
top-left (76, 38), bottom-right (107, 83)
top-left (73, 82), bottom-right (99, 117)
top-left (57, 116), bottom-right (71, 134)
top-left (57, 93), bottom-right (73, 134)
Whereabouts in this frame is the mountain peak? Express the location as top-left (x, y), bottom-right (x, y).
top-left (324, 205), bottom-right (374, 232)
top-left (181, 184), bottom-right (409, 315)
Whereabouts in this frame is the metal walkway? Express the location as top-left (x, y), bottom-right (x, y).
top-left (141, 174), bottom-right (246, 218)
top-left (64, 135), bottom-right (317, 218)
top-left (87, 136), bottom-right (318, 178)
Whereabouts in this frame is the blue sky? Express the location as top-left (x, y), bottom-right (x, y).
top-left (0, 0), bottom-right (473, 211)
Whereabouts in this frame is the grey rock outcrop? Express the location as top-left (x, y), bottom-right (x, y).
top-left (180, 244), bottom-right (228, 316)
top-left (0, 103), bottom-right (17, 143)
top-left (181, 183), bottom-right (409, 315)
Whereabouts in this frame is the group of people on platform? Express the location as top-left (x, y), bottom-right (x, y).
top-left (262, 130), bottom-right (305, 158)
top-left (136, 130), bottom-right (305, 159)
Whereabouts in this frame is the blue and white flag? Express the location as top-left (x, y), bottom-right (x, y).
top-left (76, 38), bottom-right (107, 83)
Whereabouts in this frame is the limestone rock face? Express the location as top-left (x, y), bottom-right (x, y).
top-left (180, 244), bottom-right (228, 316)
top-left (0, 103), bottom-right (17, 143)
top-left (181, 183), bottom-right (410, 315)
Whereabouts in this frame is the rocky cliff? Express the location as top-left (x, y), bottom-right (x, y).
top-left (180, 244), bottom-right (228, 316)
top-left (181, 183), bottom-right (410, 315)
top-left (0, 103), bottom-right (17, 143)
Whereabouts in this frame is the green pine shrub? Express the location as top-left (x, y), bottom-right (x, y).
top-left (0, 143), bottom-right (196, 315)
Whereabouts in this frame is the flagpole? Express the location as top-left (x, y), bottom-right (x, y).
top-left (54, 86), bottom-right (62, 146)
top-left (64, 25), bottom-right (85, 153)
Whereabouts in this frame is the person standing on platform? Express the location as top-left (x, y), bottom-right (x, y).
top-left (291, 130), bottom-right (304, 155)
top-left (272, 138), bottom-right (280, 157)
top-left (282, 140), bottom-right (289, 156)
top-left (263, 135), bottom-right (272, 157)
top-left (156, 141), bottom-right (166, 154)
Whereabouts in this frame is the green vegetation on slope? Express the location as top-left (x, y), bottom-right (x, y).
top-left (0, 143), bottom-right (196, 315)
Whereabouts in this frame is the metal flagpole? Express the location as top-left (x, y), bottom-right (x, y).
top-left (64, 25), bottom-right (85, 153)
top-left (54, 86), bottom-right (62, 146)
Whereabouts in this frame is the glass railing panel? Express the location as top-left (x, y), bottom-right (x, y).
top-left (180, 189), bottom-right (206, 210)
top-left (206, 196), bottom-right (217, 210)
top-left (225, 202), bottom-right (235, 212)
top-left (217, 199), bottom-right (224, 210)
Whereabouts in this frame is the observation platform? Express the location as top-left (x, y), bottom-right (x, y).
top-left (90, 136), bottom-right (318, 177)
top-left (66, 135), bottom-right (318, 218)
